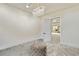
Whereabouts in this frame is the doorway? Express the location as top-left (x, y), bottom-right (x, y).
top-left (51, 17), bottom-right (60, 44)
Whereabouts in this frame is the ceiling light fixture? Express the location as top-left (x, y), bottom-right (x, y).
top-left (26, 3), bottom-right (31, 8)
top-left (32, 6), bottom-right (45, 16)
top-left (26, 5), bottom-right (29, 8)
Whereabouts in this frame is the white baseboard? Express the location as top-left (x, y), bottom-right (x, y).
top-left (60, 41), bottom-right (79, 48)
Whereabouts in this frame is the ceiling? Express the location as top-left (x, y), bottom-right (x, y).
top-left (5, 3), bottom-right (78, 17)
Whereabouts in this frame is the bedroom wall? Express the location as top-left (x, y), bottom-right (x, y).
top-left (40, 18), bottom-right (51, 42)
top-left (40, 4), bottom-right (79, 48)
top-left (61, 12), bottom-right (79, 48)
top-left (0, 4), bottom-right (41, 50)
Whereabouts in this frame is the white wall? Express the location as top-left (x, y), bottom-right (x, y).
top-left (40, 19), bottom-right (51, 42)
top-left (61, 12), bottom-right (79, 48)
top-left (0, 4), bottom-right (41, 50)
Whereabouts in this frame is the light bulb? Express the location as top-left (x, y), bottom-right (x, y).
top-left (26, 3), bottom-right (31, 8)
top-left (26, 5), bottom-right (29, 8)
